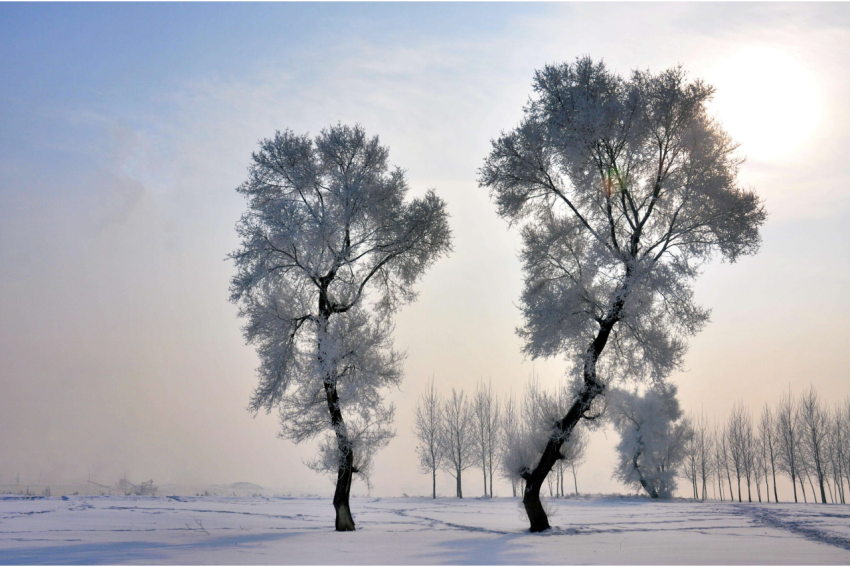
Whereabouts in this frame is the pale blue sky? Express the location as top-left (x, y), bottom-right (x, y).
top-left (0, 3), bottom-right (847, 499)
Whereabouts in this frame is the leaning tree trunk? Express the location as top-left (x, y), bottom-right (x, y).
top-left (318, 304), bottom-right (356, 532)
top-left (332, 443), bottom-right (356, 531)
top-left (324, 375), bottom-right (356, 531)
top-left (519, 309), bottom-right (619, 532)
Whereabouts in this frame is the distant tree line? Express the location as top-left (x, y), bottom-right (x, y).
top-left (679, 386), bottom-right (849, 504)
top-left (417, 380), bottom-right (849, 505)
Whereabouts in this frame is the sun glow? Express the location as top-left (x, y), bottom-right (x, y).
top-left (706, 45), bottom-right (822, 163)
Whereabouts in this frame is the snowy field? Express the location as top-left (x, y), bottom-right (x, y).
top-left (0, 495), bottom-right (847, 565)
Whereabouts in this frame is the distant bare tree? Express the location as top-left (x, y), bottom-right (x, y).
top-left (413, 377), bottom-right (444, 499)
top-left (681, 424), bottom-right (700, 499)
top-left (798, 386), bottom-right (830, 503)
top-left (842, 398), bottom-right (850, 492)
top-left (694, 411), bottom-right (713, 500)
top-left (440, 389), bottom-right (476, 498)
top-left (829, 398), bottom-right (849, 503)
top-left (472, 380), bottom-right (502, 497)
top-left (711, 425), bottom-right (729, 501)
top-left (741, 410), bottom-right (756, 502)
top-left (726, 404), bottom-right (748, 502)
top-left (759, 405), bottom-right (779, 503)
top-left (775, 391), bottom-right (802, 503)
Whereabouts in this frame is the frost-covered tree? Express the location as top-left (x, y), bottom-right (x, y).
top-left (610, 383), bottom-right (692, 499)
top-left (230, 124), bottom-right (451, 531)
top-left (798, 386), bottom-right (830, 504)
top-left (504, 379), bottom-right (594, 501)
top-left (775, 392), bottom-right (802, 503)
top-left (440, 389), bottom-right (476, 498)
top-left (414, 377), bottom-right (444, 499)
top-left (472, 380), bottom-right (501, 497)
top-left (479, 57), bottom-right (765, 530)
top-left (500, 394), bottom-right (521, 497)
top-left (562, 424), bottom-right (588, 496)
top-left (553, 381), bottom-right (588, 497)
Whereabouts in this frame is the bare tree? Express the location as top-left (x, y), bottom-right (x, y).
top-left (473, 380), bottom-right (502, 497)
top-left (798, 386), bottom-right (830, 503)
top-left (230, 124), bottom-right (452, 531)
top-left (759, 404), bottom-right (779, 503)
top-left (711, 425), bottom-right (728, 501)
top-left (741, 409), bottom-right (756, 502)
top-left (694, 411), bottom-right (713, 500)
top-left (842, 398), bottom-right (850, 492)
top-left (726, 404), bottom-right (748, 502)
top-left (479, 57), bottom-right (765, 531)
top-left (440, 389), bottom-right (476, 498)
top-left (775, 391), bottom-right (802, 503)
top-left (681, 423), bottom-right (700, 499)
top-left (414, 377), bottom-right (444, 499)
top-left (829, 398), bottom-right (849, 504)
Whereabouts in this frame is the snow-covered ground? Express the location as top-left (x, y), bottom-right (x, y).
top-left (0, 495), bottom-right (847, 564)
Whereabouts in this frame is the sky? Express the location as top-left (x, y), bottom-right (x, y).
top-left (0, 2), bottom-right (848, 500)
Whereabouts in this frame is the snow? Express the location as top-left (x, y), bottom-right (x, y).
top-left (0, 495), bottom-right (847, 564)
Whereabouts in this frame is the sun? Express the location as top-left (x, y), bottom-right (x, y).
top-left (706, 45), bottom-right (822, 163)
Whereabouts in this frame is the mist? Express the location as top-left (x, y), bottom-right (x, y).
top-left (0, 2), bottom-right (847, 501)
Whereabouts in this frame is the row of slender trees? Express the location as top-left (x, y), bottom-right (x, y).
top-left (413, 378), bottom-right (588, 499)
top-left (418, 379), bottom-right (849, 505)
top-left (680, 388), bottom-right (850, 504)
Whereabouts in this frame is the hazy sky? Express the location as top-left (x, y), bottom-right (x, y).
top-left (0, 2), bottom-right (848, 500)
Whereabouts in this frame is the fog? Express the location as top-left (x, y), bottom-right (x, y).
top-left (0, 3), bottom-right (847, 500)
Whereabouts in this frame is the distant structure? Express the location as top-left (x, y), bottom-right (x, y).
top-left (87, 475), bottom-right (156, 496)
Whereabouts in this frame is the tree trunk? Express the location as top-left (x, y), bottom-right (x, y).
top-left (791, 471), bottom-right (798, 503)
top-left (572, 464), bottom-right (579, 495)
top-left (318, 306), bottom-right (356, 532)
top-left (332, 449), bottom-right (356, 531)
top-left (726, 467), bottom-right (734, 501)
top-left (799, 476), bottom-right (807, 503)
top-left (772, 473), bottom-right (778, 503)
top-left (806, 473), bottom-right (817, 502)
top-left (817, 466), bottom-right (827, 504)
top-left (432, 468), bottom-right (437, 499)
top-left (519, 308), bottom-right (619, 531)
top-left (763, 468), bottom-right (770, 505)
top-left (483, 468), bottom-right (488, 497)
top-left (456, 469), bottom-right (463, 498)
